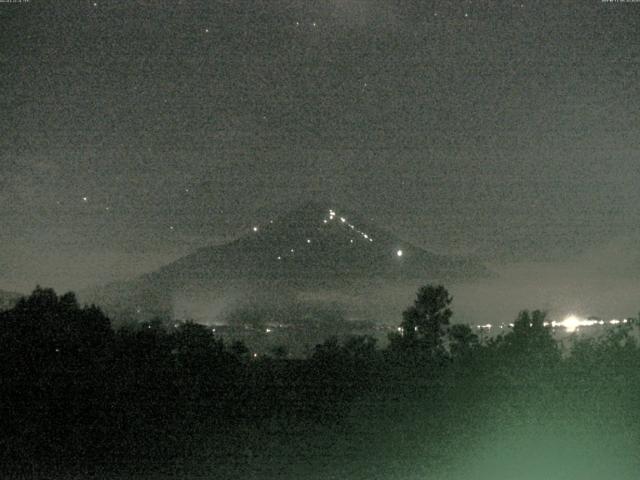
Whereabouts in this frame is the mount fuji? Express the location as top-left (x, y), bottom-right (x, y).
top-left (83, 202), bottom-right (491, 323)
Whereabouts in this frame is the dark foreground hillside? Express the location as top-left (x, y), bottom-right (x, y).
top-left (2, 286), bottom-right (640, 479)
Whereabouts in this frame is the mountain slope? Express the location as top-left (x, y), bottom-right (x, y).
top-left (84, 202), bottom-right (491, 322)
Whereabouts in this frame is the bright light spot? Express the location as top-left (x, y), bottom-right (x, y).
top-left (610, 319), bottom-right (620, 325)
top-left (340, 217), bottom-right (346, 223)
top-left (169, 226), bottom-right (175, 230)
top-left (306, 239), bottom-right (311, 244)
top-left (559, 315), bottom-right (580, 333)
top-left (252, 226), bottom-right (259, 232)
top-left (396, 249), bottom-right (403, 257)
top-left (82, 196), bottom-right (88, 202)
top-left (253, 353), bottom-right (258, 358)
top-left (554, 315), bottom-right (599, 332)
top-left (205, 28), bottom-right (209, 33)
top-left (290, 248), bottom-right (294, 253)
top-left (277, 256), bottom-right (281, 260)
top-left (363, 234), bottom-right (368, 239)
top-left (350, 239), bottom-right (354, 243)
top-left (265, 328), bottom-right (272, 333)
top-left (323, 219), bottom-right (328, 224)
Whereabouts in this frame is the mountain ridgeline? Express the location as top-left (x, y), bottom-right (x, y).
top-left (83, 202), bottom-right (491, 323)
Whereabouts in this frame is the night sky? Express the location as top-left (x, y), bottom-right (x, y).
top-left (2, 1), bottom-right (640, 320)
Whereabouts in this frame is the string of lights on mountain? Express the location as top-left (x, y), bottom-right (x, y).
top-left (252, 208), bottom-right (403, 262)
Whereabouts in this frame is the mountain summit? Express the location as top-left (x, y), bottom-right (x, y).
top-left (161, 201), bottom-right (486, 280)
top-left (84, 202), bottom-right (491, 322)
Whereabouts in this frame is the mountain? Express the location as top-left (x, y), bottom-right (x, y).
top-left (0, 289), bottom-right (22, 311)
top-left (83, 202), bottom-right (491, 323)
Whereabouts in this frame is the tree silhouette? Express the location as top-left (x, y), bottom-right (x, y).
top-left (230, 339), bottom-right (250, 359)
top-left (270, 344), bottom-right (289, 359)
top-left (391, 285), bottom-right (453, 361)
top-left (502, 309), bottom-right (560, 368)
top-left (448, 323), bottom-right (479, 360)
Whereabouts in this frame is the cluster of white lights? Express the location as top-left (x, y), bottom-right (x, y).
top-left (325, 209), bottom-right (374, 244)
top-left (553, 315), bottom-right (628, 333)
top-left (474, 316), bottom-right (631, 334)
top-left (552, 315), bottom-right (598, 333)
top-left (270, 208), bottom-right (405, 262)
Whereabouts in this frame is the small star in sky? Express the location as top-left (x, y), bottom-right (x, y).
top-left (82, 196), bottom-right (88, 202)
top-left (205, 28), bottom-right (209, 33)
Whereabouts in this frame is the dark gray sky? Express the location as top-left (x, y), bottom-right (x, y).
top-left (2, 0), bottom-right (640, 318)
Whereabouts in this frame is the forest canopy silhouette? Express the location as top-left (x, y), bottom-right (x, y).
top-left (1, 285), bottom-right (640, 479)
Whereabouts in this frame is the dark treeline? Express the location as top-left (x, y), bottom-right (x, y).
top-left (2, 285), bottom-right (640, 479)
